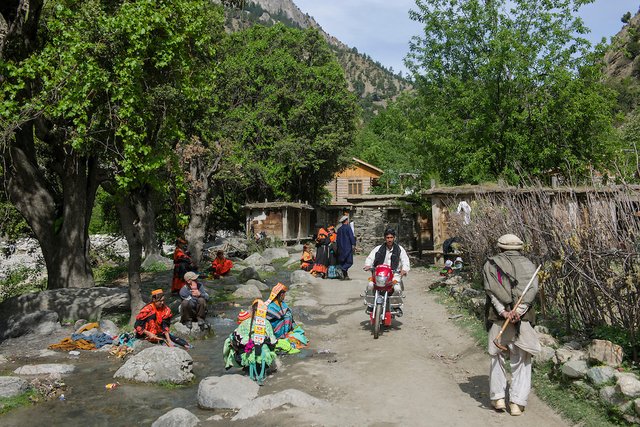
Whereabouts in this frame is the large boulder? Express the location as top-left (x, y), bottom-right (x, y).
top-left (232, 389), bottom-right (326, 421)
top-left (0, 287), bottom-right (129, 342)
top-left (586, 339), bottom-right (624, 367)
top-left (197, 375), bottom-right (259, 409)
top-left (586, 366), bottom-right (616, 386)
top-left (232, 285), bottom-right (262, 300)
top-left (151, 408), bottom-right (200, 427)
top-left (617, 375), bottom-right (640, 398)
top-left (0, 377), bottom-right (30, 398)
top-left (561, 360), bottom-right (588, 379)
top-left (238, 267), bottom-right (261, 283)
top-left (245, 279), bottom-right (268, 291)
top-left (243, 253), bottom-right (267, 267)
top-left (0, 310), bottom-right (60, 342)
top-left (113, 347), bottom-right (194, 384)
top-left (261, 248), bottom-right (289, 263)
top-left (14, 364), bottom-right (75, 376)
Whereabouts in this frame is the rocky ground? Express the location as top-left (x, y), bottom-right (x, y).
top-left (1, 250), bottom-right (638, 426)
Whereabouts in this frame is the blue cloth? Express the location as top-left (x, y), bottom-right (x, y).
top-left (71, 332), bottom-right (116, 348)
top-left (337, 223), bottom-right (356, 271)
top-left (266, 300), bottom-right (295, 339)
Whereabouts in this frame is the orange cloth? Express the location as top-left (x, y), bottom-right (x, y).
top-left (134, 303), bottom-right (172, 341)
top-left (212, 257), bottom-right (233, 276)
top-left (172, 247), bottom-right (192, 293)
top-left (300, 250), bottom-right (314, 270)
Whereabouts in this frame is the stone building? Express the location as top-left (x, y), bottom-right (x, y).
top-left (315, 194), bottom-right (421, 253)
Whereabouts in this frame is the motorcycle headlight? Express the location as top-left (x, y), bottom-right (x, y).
top-left (375, 276), bottom-right (387, 286)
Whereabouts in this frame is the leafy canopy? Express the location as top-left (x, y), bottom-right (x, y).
top-left (212, 24), bottom-right (359, 203)
top-left (401, 0), bottom-right (618, 184)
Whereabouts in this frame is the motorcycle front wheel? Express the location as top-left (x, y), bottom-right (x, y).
top-left (373, 303), bottom-right (381, 339)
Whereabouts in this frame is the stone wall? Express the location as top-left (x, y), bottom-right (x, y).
top-left (350, 206), bottom-right (416, 253)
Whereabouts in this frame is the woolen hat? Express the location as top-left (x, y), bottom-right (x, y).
top-left (184, 271), bottom-right (199, 281)
top-left (497, 234), bottom-right (524, 250)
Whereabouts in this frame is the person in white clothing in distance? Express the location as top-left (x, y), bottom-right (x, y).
top-left (363, 228), bottom-right (410, 295)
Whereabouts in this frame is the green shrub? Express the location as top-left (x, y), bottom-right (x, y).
top-left (0, 267), bottom-right (46, 303)
top-left (142, 261), bottom-right (170, 273)
top-left (93, 264), bottom-right (128, 284)
top-left (0, 390), bottom-right (39, 415)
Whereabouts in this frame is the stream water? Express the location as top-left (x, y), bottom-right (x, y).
top-left (0, 268), bottom-right (301, 427)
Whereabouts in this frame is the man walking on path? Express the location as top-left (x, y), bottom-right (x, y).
top-left (483, 233), bottom-right (541, 416)
top-left (336, 215), bottom-right (356, 280)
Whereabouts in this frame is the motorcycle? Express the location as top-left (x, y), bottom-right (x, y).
top-left (363, 264), bottom-right (404, 339)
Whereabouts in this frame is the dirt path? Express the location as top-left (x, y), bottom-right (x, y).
top-left (250, 256), bottom-right (568, 427)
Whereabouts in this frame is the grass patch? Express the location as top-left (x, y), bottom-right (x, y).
top-left (532, 364), bottom-right (620, 426)
top-left (93, 263), bottom-right (128, 284)
top-left (0, 390), bottom-right (39, 415)
top-left (211, 289), bottom-right (234, 303)
top-left (158, 380), bottom-right (188, 390)
top-left (142, 261), bottom-right (171, 273)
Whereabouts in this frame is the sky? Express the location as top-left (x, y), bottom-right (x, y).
top-left (294, 0), bottom-right (637, 76)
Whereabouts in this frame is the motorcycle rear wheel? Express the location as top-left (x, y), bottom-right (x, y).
top-left (373, 303), bottom-right (381, 339)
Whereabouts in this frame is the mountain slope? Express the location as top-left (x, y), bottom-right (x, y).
top-left (221, 0), bottom-right (412, 120)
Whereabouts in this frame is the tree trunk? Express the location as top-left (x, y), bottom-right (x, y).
top-left (5, 124), bottom-right (97, 289)
top-left (134, 185), bottom-right (160, 260)
top-left (185, 184), bottom-right (208, 267)
top-left (115, 195), bottom-right (145, 326)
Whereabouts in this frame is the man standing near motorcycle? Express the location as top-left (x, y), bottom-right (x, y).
top-left (363, 228), bottom-right (410, 294)
top-left (483, 233), bottom-right (541, 416)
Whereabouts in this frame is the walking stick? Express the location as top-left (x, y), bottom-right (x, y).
top-left (493, 265), bottom-right (541, 352)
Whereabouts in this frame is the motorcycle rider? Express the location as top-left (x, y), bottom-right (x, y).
top-left (363, 228), bottom-right (410, 296)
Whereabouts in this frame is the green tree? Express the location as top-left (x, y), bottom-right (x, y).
top-left (404, 0), bottom-right (618, 184)
top-left (212, 24), bottom-right (359, 203)
top-left (1, 0), bottom-right (224, 298)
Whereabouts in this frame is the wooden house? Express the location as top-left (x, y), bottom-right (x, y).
top-left (243, 202), bottom-right (313, 243)
top-left (325, 158), bottom-right (383, 206)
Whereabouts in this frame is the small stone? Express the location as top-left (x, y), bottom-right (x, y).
top-left (14, 364), bottom-right (75, 376)
top-left (151, 408), bottom-right (200, 427)
top-left (245, 279), bottom-right (268, 291)
top-left (232, 284), bottom-right (262, 300)
top-left (586, 366), bottom-right (616, 386)
top-left (197, 375), bottom-right (259, 409)
top-left (634, 398), bottom-right (640, 416)
top-left (562, 360), bottom-right (588, 379)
